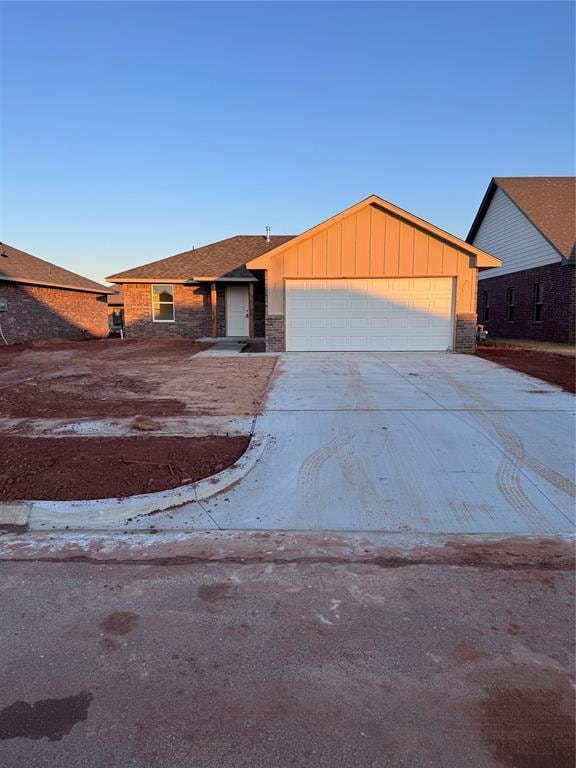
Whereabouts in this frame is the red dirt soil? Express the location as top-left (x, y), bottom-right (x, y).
top-left (0, 338), bottom-right (275, 418)
top-left (0, 435), bottom-right (249, 501)
top-left (0, 338), bottom-right (209, 418)
top-left (477, 345), bottom-right (575, 394)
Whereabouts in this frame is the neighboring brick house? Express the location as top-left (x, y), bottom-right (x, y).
top-left (467, 177), bottom-right (575, 344)
top-left (0, 242), bottom-right (112, 345)
top-left (107, 195), bottom-right (501, 353)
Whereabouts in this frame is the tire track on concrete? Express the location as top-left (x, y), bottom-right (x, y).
top-left (346, 358), bottom-right (372, 411)
top-left (335, 428), bottom-right (388, 527)
top-left (297, 430), bottom-right (352, 527)
top-left (494, 430), bottom-right (557, 534)
top-left (433, 368), bottom-right (575, 503)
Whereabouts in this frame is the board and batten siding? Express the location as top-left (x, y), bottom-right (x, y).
top-left (261, 204), bottom-right (477, 316)
top-left (474, 187), bottom-right (561, 281)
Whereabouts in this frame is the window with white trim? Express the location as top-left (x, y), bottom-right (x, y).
top-left (152, 284), bottom-right (175, 322)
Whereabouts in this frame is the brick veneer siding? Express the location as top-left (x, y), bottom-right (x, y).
top-left (122, 283), bottom-right (218, 339)
top-left (265, 315), bottom-right (285, 352)
top-left (122, 281), bottom-right (267, 340)
top-left (454, 313), bottom-right (477, 354)
top-left (0, 282), bottom-right (108, 345)
top-left (478, 263), bottom-right (575, 344)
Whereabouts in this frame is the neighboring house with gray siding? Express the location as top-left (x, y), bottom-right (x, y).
top-left (467, 177), bottom-right (575, 344)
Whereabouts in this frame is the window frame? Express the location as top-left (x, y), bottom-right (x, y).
top-left (506, 287), bottom-right (515, 322)
top-left (482, 290), bottom-right (490, 322)
top-left (151, 283), bottom-right (176, 323)
top-left (533, 283), bottom-right (544, 323)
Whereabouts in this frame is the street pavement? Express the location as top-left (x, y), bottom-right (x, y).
top-left (0, 533), bottom-right (574, 768)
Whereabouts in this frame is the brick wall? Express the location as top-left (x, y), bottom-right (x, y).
top-left (0, 282), bottom-right (108, 344)
top-left (122, 283), bottom-right (215, 339)
top-left (122, 281), bottom-right (267, 340)
top-left (454, 313), bottom-right (477, 354)
top-left (478, 263), bottom-right (575, 344)
top-left (266, 315), bottom-right (285, 352)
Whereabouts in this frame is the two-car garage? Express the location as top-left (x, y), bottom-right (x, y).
top-left (285, 277), bottom-right (455, 352)
top-left (246, 195), bottom-right (501, 353)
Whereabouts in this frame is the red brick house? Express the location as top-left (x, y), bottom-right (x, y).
top-left (0, 242), bottom-right (112, 345)
top-left (107, 195), bottom-right (500, 352)
top-left (467, 177), bottom-right (575, 344)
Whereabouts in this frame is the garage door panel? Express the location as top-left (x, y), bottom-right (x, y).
top-left (285, 278), bottom-right (454, 352)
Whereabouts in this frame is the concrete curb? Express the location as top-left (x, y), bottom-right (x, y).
top-left (0, 530), bottom-right (573, 569)
top-left (4, 433), bottom-right (269, 529)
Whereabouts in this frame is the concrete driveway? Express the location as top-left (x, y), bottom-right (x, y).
top-left (193, 352), bottom-right (575, 534)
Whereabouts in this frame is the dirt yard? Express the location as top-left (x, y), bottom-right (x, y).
top-left (0, 339), bottom-right (276, 501)
top-left (0, 435), bottom-right (249, 500)
top-left (0, 338), bottom-right (277, 418)
top-left (477, 344), bottom-right (575, 393)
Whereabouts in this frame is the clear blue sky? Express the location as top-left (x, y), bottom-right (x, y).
top-left (1, 1), bottom-right (574, 284)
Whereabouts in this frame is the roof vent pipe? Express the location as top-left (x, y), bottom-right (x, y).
top-left (265, 226), bottom-right (271, 242)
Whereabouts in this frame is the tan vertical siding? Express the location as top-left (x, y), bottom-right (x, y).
top-left (327, 224), bottom-right (342, 274)
top-left (355, 206), bottom-right (371, 275)
top-left (261, 204), bottom-right (478, 315)
top-left (370, 206), bottom-right (386, 274)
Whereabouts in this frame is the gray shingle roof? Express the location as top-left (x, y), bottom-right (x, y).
top-left (106, 235), bottom-right (295, 282)
top-left (0, 242), bottom-right (112, 294)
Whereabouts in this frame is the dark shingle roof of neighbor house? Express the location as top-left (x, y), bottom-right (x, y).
top-left (0, 242), bottom-right (113, 294)
top-left (107, 285), bottom-right (124, 305)
top-left (106, 235), bottom-right (295, 282)
top-left (467, 177), bottom-right (576, 261)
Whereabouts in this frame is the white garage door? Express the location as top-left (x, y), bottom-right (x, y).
top-left (285, 278), bottom-right (454, 352)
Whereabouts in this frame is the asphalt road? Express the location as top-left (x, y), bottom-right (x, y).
top-left (0, 542), bottom-right (574, 768)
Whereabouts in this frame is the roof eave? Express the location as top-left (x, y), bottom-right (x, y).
top-left (0, 275), bottom-right (114, 294)
top-left (466, 178), bottom-right (497, 244)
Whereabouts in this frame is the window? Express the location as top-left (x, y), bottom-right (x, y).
top-left (506, 287), bottom-right (515, 322)
top-left (533, 283), bottom-right (544, 322)
top-left (482, 290), bottom-right (490, 322)
top-left (152, 284), bottom-right (175, 322)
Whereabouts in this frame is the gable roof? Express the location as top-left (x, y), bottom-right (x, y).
top-left (0, 242), bottom-right (113, 294)
top-left (467, 177), bottom-right (576, 261)
top-left (106, 235), bottom-right (295, 283)
top-left (247, 194), bottom-right (501, 270)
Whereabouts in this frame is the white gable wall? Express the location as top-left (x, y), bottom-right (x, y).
top-left (474, 187), bottom-right (561, 280)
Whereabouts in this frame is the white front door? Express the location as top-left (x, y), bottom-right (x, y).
top-left (226, 285), bottom-right (250, 336)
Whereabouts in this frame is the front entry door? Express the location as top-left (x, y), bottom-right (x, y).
top-left (226, 285), bottom-right (249, 336)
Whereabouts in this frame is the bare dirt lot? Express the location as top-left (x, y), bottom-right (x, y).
top-left (0, 339), bottom-right (277, 418)
top-left (0, 435), bottom-right (249, 500)
top-left (477, 344), bottom-right (575, 393)
top-left (0, 339), bottom-right (276, 500)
